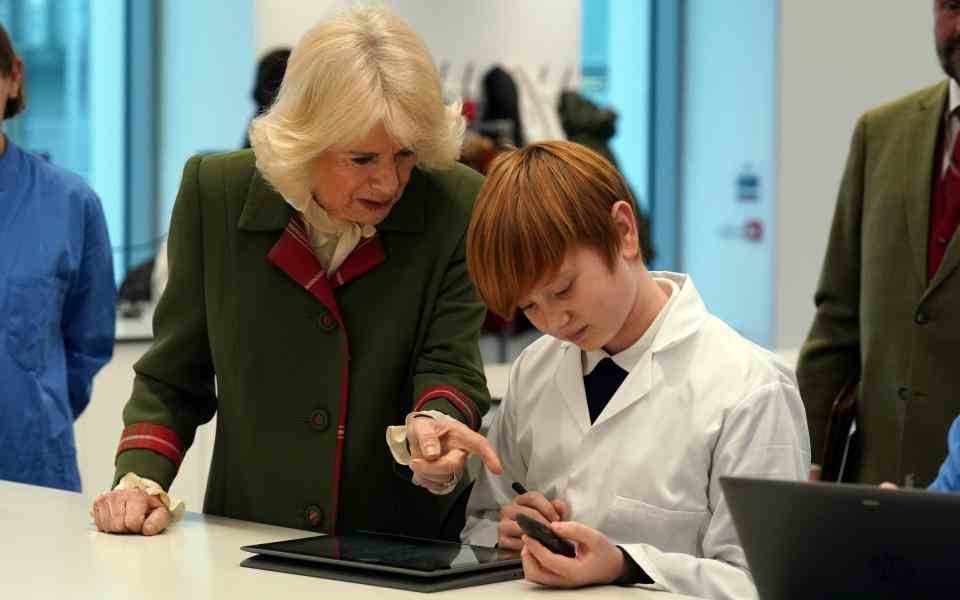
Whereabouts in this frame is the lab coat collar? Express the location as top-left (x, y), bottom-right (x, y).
top-left (582, 277), bottom-right (680, 375)
top-left (555, 272), bottom-right (708, 430)
top-left (646, 272), bottom-right (709, 354)
top-left (238, 168), bottom-right (295, 232)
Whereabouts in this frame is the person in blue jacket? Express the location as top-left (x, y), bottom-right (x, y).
top-left (929, 416), bottom-right (960, 492)
top-left (882, 415), bottom-right (960, 492)
top-left (0, 24), bottom-right (116, 491)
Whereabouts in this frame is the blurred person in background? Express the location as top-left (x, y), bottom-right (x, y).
top-left (0, 24), bottom-right (116, 491)
top-left (242, 47), bottom-right (291, 148)
top-left (882, 414), bottom-right (960, 492)
top-left (930, 415), bottom-right (960, 491)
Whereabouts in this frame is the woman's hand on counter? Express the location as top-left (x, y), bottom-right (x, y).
top-left (91, 488), bottom-right (172, 536)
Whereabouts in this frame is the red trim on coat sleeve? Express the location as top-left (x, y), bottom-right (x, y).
top-left (115, 423), bottom-right (185, 467)
top-left (414, 385), bottom-right (481, 431)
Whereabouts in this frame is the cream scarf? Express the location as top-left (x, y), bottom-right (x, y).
top-left (288, 192), bottom-right (377, 275)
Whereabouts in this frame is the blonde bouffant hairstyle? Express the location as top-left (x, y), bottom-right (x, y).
top-left (248, 6), bottom-right (464, 208)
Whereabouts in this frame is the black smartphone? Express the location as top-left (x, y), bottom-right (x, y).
top-left (514, 513), bottom-right (576, 558)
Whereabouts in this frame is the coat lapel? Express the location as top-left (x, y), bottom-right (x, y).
top-left (267, 217), bottom-right (341, 318)
top-left (591, 353), bottom-right (654, 429)
top-left (236, 174), bottom-right (338, 313)
top-left (903, 82), bottom-right (948, 291)
top-left (329, 235), bottom-right (386, 289)
top-left (554, 344), bottom-right (591, 435)
top-left (928, 224), bottom-right (960, 294)
top-left (237, 170), bottom-right (294, 232)
top-left (591, 273), bottom-right (703, 429)
top-left (238, 166), bottom-right (400, 300)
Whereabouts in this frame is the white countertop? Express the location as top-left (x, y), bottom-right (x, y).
top-left (0, 481), bottom-right (700, 600)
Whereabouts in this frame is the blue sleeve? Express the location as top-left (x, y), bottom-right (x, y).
top-left (62, 188), bottom-right (116, 419)
top-left (929, 416), bottom-right (960, 493)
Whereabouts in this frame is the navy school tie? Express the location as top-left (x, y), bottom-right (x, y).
top-left (583, 357), bottom-right (629, 424)
top-left (580, 356), bottom-right (654, 584)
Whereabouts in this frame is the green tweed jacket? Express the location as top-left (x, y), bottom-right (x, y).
top-left (798, 80), bottom-right (960, 486)
top-left (113, 150), bottom-right (491, 537)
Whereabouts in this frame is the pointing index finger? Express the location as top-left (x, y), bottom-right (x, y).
top-left (446, 425), bottom-right (503, 474)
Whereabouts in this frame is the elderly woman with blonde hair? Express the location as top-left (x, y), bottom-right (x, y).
top-left (91, 7), bottom-right (500, 539)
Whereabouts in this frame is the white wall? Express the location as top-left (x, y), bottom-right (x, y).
top-left (775, 1), bottom-right (944, 349)
top-left (254, 0), bottom-right (580, 107)
top-left (682, 0), bottom-right (778, 346)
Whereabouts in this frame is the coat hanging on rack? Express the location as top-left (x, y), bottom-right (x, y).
top-left (481, 66), bottom-right (524, 147)
top-left (559, 91), bottom-right (656, 262)
top-left (512, 65), bottom-right (566, 143)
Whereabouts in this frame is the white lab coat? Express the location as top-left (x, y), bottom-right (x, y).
top-left (462, 273), bottom-right (810, 600)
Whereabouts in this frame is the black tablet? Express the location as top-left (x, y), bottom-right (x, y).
top-left (241, 531), bottom-right (521, 579)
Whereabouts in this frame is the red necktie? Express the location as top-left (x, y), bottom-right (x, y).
top-left (928, 118), bottom-right (960, 281)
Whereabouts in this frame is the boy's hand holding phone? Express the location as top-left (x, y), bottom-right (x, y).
top-left (497, 485), bottom-right (568, 551)
top-left (515, 513), bottom-right (576, 557)
top-left (520, 520), bottom-right (627, 588)
top-left (504, 483), bottom-right (633, 587)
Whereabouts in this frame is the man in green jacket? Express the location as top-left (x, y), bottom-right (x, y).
top-left (798, 1), bottom-right (960, 486)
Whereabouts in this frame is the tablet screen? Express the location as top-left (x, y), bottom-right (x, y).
top-left (242, 532), bottom-right (521, 577)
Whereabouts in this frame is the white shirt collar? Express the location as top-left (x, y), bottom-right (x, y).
top-left (941, 79), bottom-right (960, 178)
top-left (950, 78), bottom-right (960, 118)
top-left (581, 277), bottom-right (680, 376)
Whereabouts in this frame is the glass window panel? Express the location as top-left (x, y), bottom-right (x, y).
top-left (2, 0), bottom-right (135, 286)
top-left (3, 0), bottom-right (89, 179)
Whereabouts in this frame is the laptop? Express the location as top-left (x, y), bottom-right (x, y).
top-left (721, 476), bottom-right (960, 599)
top-left (241, 531), bottom-right (523, 592)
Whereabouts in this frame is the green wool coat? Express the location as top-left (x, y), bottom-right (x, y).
top-left (798, 81), bottom-right (960, 486)
top-left (113, 150), bottom-right (491, 537)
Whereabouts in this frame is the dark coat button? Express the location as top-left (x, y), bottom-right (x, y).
top-left (305, 505), bottom-right (324, 528)
top-left (319, 312), bottom-right (338, 332)
top-left (898, 386), bottom-right (909, 401)
top-left (310, 409), bottom-right (330, 431)
top-left (914, 309), bottom-right (929, 325)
